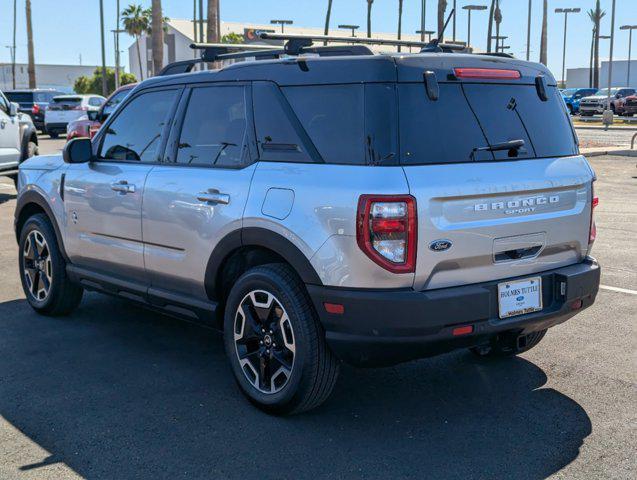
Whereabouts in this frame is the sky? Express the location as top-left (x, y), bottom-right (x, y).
top-left (0, 0), bottom-right (636, 82)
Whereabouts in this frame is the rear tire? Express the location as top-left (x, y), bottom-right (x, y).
top-left (49, 131), bottom-right (59, 139)
top-left (18, 214), bottom-right (83, 316)
top-left (470, 329), bottom-right (547, 358)
top-left (223, 263), bottom-right (339, 415)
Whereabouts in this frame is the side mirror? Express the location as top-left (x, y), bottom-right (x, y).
top-left (63, 137), bottom-right (94, 164)
top-left (615, 93), bottom-right (622, 98)
top-left (87, 110), bottom-right (98, 121)
top-left (9, 102), bottom-right (18, 117)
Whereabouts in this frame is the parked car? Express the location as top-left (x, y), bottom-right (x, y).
top-left (560, 88), bottom-right (598, 114)
top-left (44, 94), bottom-right (106, 138)
top-left (579, 87), bottom-right (636, 116)
top-left (66, 84), bottom-right (136, 141)
top-left (15, 45), bottom-right (600, 414)
top-left (4, 89), bottom-right (65, 132)
top-left (620, 93), bottom-right (637, 116)
top-left (0, 90), bottom-right (38, 187)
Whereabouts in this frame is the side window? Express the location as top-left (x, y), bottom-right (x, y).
top-left (176, 86), bottom-right (249, 168)
top-left (252, 82), bottom-right (314, 163)
top-left (99, 89), bottom-right (178, 162)
top-left (283, 84), bottom-right (365, 165)
top-left (0, 93), bottom-right (8, 114)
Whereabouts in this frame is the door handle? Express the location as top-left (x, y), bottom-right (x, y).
top-left (197, 190), bottom-right (230, 205)
top-left (110, 180), bottom-right (136, 193)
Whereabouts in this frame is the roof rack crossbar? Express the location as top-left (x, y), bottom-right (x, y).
top-left (258, 31), bottom-right (429, 48)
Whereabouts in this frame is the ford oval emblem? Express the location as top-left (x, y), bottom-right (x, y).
top-left (516, 295), bottom-right (525, 301)
top-left (429, 239), bottom-right (452, 252)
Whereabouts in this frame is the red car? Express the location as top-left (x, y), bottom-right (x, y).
top-left (619, 94), bottom-right (637, 117)
top-left (66, 83), bottom-right (136, 141)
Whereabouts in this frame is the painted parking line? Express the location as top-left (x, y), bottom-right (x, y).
top-left (600, 285), bottom-right (637, 296)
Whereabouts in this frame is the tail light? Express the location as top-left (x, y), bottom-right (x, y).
top-left (356, 195), bottom-right (417, 273)
top-left (31, 104), bottom-right (40, 115)
top-left (454, 68), bottom-right (521, 80)
top-left (73, 105), bottom-right (88, 111)
top-left (588, 183), bottom-right (598, 251)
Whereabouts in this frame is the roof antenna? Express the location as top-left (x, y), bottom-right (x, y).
top-left (422, 8), bottom-right (456, 52)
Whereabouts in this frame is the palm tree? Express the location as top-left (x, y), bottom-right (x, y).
top-left (151, 0), bottom-right (163, 75)
top-left (437, 0), bottom-right (447, 42)
top-left (487, 0), bottom-right (495, 52)
top-left (588, 0), bottom-right (605, 89)
top-left (397, 0), bottom-right (404, 52)
top-left (589, 24), bottom-right (596, 87)
top-left (494, 0), bottom-right (502, 52)
top-left (122, 4), bottom-right (150, 80)
top-left (25, 0), bottom-right (36, 88)
top-left (366, 0), bottom-right (373, 38)
top-left (207, 0), bottom-right (220, 43)
top-left (539, 0), bottom-right (548, 65)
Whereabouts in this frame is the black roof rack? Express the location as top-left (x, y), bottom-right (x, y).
top-left (258, 31), bottom-right (429, 49)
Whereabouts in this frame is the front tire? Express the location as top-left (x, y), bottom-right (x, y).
top-left (470, 329), bottom-right (547, 358)
top-left (48, 131), bottom-right (59, 139)
top-left (18, 214), bottom-right (83, 316)
top-left (223, 264), bottom-right (339, 415)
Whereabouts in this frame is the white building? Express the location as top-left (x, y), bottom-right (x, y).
top-left (128, 19), bottom-right (428, 80)
top-left (0, 63), bottom-right (112, 92)
top-left (566, 60), bottom-right (637, 89)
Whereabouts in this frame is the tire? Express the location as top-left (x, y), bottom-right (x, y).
top-left (49, 131), bottom-right (59, 139)
top-left (223, 263), bottom-right (339, 415)
top-left (18, 213), bottom-right (83, 316)
top-left (9, 174), bottom-right (18, 189)
top-left (470, 329), bottom-right (547, 358)
top-left (567, 104), bottom-right (573, 115)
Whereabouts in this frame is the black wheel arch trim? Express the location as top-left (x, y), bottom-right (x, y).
top-left (205, 227), bottom-right (323, 299)
top-left (14, 189), bottom-right (69, 261)
top-left (19, 124), bottom-right (38, 162)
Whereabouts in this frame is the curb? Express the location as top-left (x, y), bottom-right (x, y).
top-left (582, 148), bottom-right (637, 157)
top-left (574, 125), bottom-right (637, 131)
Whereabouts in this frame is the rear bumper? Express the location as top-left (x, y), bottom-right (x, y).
top-left (44, 122), bottom-right (67, 133)
top-left (307, 258), bottom-right (600, 367)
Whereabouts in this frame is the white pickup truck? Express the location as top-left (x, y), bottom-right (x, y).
top-left (0, 89), bottom-right (38, 187)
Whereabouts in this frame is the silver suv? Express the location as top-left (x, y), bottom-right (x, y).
top-left (14, 41), bottom-right (600, 414)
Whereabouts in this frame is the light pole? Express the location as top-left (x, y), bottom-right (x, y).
top-left (555, 7), bottom-right (581, 88)
top-left (462, 5), bottom-right (487, 50)
top-left (526, 0), bottom-right (532, 61)
top-left (270, 19), bottom-right (293, 34)
top-left (604, 0), bottom-right (617, 128)
top-left (416, 30), bottom-right (435, 43)
top-left (420, 0), bottom-right (427, 42)
top-left (99, 0), bottom-right (107, 97)
top-left (620, 25), bottom-right (637, 87)
top-left (452, 0), bottom-right (457, 42)
top-left (11, 0), bottom-right (16, 89)
top-left (111, 29), bottom-right (125, 89)
top-left (338, 24), bottom-right (360, 37)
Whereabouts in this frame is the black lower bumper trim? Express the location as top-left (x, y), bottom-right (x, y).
top-left (307, 258), bottom-right (600, 367)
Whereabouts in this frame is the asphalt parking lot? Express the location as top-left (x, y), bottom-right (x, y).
top-left (0, 137), bottom-right (635, 479)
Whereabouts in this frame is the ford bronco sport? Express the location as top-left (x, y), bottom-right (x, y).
top-left (14, 34), bottom-right (600, 414)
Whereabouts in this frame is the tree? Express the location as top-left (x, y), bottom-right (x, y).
top-left (122, 4), bottom-right (150, 81)
top-left (151, 0), bottom-right (164, 75)
top-left (324, 0), bottom-right (333, 45)
top-left (221, 32), bottom-right (243, 44)
top-left (74, 68), bottom-right (136, 96)
top-left (25, 0), bottom-right (36, 88)
top-left (366, 0), bottom-right (373, 38)
top-left (494, 0), bottom-right (502, 52)
top-left (487, 0), bottom-right (495, 52)
top-left (437, 0), bottom-right (447, 43)
top-left (397, 0), bottom-right (403, 52)
top-left (588, 0), bottom-right (605, 89)
top-left (539, 0), bottom-right (548, 65)
top-left (207, 0), bottom-right (220, 43)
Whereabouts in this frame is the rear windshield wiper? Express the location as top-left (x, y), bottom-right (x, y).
top-left (471, 139), bottom-right (525, 160)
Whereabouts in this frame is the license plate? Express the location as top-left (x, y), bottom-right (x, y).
top-left (497, 277), bottom-right (542, 319)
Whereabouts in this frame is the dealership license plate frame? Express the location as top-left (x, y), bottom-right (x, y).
top-left (497, 276), bottom-right (543, 319)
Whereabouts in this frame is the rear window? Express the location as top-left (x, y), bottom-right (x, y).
top-left (53, 97), bottom-right (81, 105)
top-left (399, 82), bottom-right (576, 164)
top-left (5, 92), bottom-right (33, 104)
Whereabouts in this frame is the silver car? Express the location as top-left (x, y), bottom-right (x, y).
top-left (14, 46), bottom-right (600, 414)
